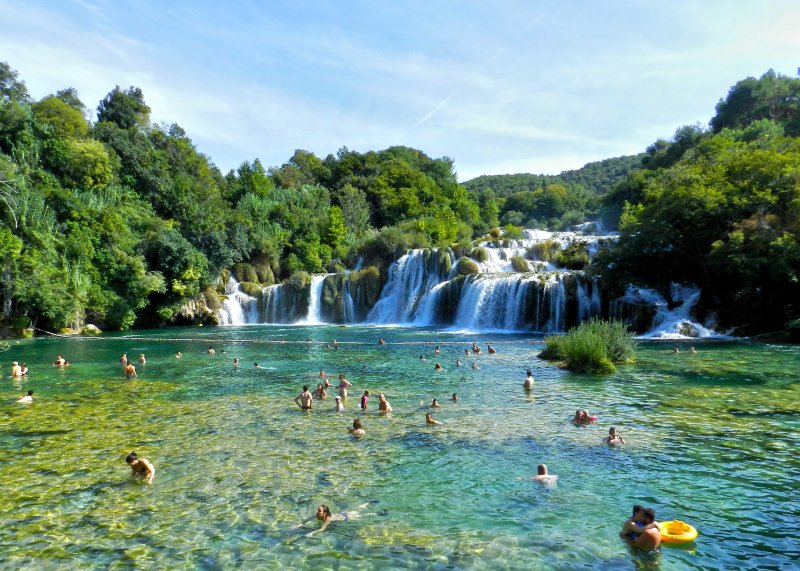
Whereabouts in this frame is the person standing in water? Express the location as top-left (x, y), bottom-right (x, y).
top-left (338, 374), bottom-right (352, 400)
top-left (125, 452), bottom-right (155, 484)
top-left (10, 361), bottom-right (23, 377)
top-left (124, 362), bottom-right (137, 379)
top-left (138, 354), bottom-right (146, 364)
top-left (360, 390), bottom-right (370, 411)
top-left (17, 390), bottom-right (34, 403)
top-left (606, 427), bottom-right (625, 445)
top-left (334, 396), bottom-right (344, 412)
top-left (348, 418), bottom-right (365, 437)
top-left (523, 370), bottom-right (534, 390)
top-left (378, 394), bottom-right (392, 413)
top-left (294, 385), bottom-right (313, 410)
top-left (120, 353), bottom-right (128, 365)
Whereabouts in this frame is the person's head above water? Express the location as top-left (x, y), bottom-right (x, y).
top-left (452, 393), bottom-right (458, 401)
top-left (527, 369), bottom-right (532, 376)
top-left (26, 390), bottom-right (33, 396)
top-left (125, 452), bottom-right (138, 464)
top-left (352, 418), bottom-right (362, 429)
top-left (640, 507), bottom-right (656, 524)
top-left (316, 505), bottom-right (331, 520)
top-left (537, 464), bottom-right (548, 475)
top-left (609, 427), bottom-right (618, 436)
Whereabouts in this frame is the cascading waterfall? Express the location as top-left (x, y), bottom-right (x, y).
top-left (299, 275), bottom-right (327, 324)
top-left (342, 279), bottom-right (355, 324)
top-left (216, 277), bottom-right (260, 325)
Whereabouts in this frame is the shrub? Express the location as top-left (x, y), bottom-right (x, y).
top-left (539, 318), bottom-right (636, 374)
top-left (556, 241), bottom-right (590, 269)
top-left (288, 271), bottom-right (310, 290)
top-left (502, 224), bottom-right (525, 240)
top-left (456, 257), bottom-right (480, 275)
top-left (232, 262), bottom-right (258, 283)
top-left (239, 281), bottom-right (263, 297)
top-left (489, 227), bottom-right (502, 238)
top-left (469, 247), bottom-right (488, 262)
top-left (510, 255), bottom-right (530, 272)
top-left (528, 240), bottom-right (562, 262)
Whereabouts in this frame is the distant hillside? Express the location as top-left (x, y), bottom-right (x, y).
top-left (463, 154), bottom-right (645, 199)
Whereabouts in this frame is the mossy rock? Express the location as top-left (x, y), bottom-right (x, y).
top-left (489, 227), bottom-right (502, 238)
top-left (81, 324), bottom-right (102, 336)
top-left (456, 257), bottom-right (480, 275)
top-left (58, 327), bottom-right (77, 335)
top-left (437, 248), bottom-right (452, 273)
top-left (253, 262), bottom-right (274, 286)
top-left (469, 247), bottom-right (488, 263)
top-left (239, 281), bottom-right (263, 297)
top-left (232, 262), bottom-right (258, 284)
top-left (288, 271), bottom-right (311, 290)
top-left (510, 255), bottom-right (530, 272)
top-left (203, 288), bottom-right (222, 311)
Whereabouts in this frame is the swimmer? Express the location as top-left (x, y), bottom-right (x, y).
top-left (20, 362), bottom-right (28, 376)
top-left (471, 362), bottom-right (480, 370)
top-left (434, 363), bottom-right (443, 371)
top-left (464, 349), bottom-right (470, 357)
top-left (300, 503), bottom-right (374, 537)
top-left (620, 504), bottom-right (645, 540)
top-left (456, 359), bottom-right (462, 367)
top-left (472, 343), bottom-right (481, 354)
top-left (53, 355), bottom-right (66, 367)
top-left (430, 398), bottom-right (441, 408)
top-left (319, 369), bottom-right (328, 380)
top-left (378, 394), bottom-right (392, 413)
top-left (360, 390), bottom-right (370, 410)
top-left (673, 346), bottom-right (680, 354)
top-left (312, 383), bottom-right (327, 400)
top-left (378, 338), bottom-right (386, 345)
top-left (573, 409), bottom-right (596, 424)
top-left (425, 413), bottom-right (440, 425)
top-left (337, 374), bottom-right (352, 400)
top-left (254, 362), bottom-right (262, 368)
top-left (334, 396), bottom-right (344, 412)
top-left (123, 362), bottom-right (137, 379)
top-left (207, 346), bottom-right (216, 355)
top-left (17, 390), bottom-right (33, 403)
top-left (233, 357), bottom-right (239, 367)
top-left (125, 452), bottom-right (155, 484)
top-left (606, 427), bottom-right (625, 445)
top-left (452, 393), bottom-right (458, 402)
top-left (120, 353), bottom-right (128, 365)
top-left (10, 361), bottom-right (22, 377)
top-left (419, 355), bottom-right (426, 362)
top-left (523, 369), bottom-right (534, 390)
top-left (326, 344), bottom-right (332, 350)
top-left (176, 352), bottom-right (183, 358)
top-left (294, 385), bottom-right (313, 410)
top-left (138, 353), bottom-right (146, 364)
top-left (434, 345), bottom-right (440, 356)
top-left (348, 418), bottom-right (365, 437)
top-left (688, 347), bottom-right (697, 354)
top-left (487, 344), bottom-right (497, 354)
top-left (532, 464), bottom-right (557, 484)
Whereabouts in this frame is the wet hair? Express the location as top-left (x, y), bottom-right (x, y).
top-left (537, 464), bottom-right (547, 475)
top-left (318, 504), bottom-right (331, 518)
top-left (632, 504), bottom-right (643, 516)
top-left (27, 390), bottom-right (33, 396)
top-left (452, 393), bottom-right (458, 399)
top-left (527, 370), bottom-right (532, 376)
top-left (609, 427), bottom-right (617, 434)
top-left (303, 385), bottom-right (309, 392)
top-left (353, 418), bottom-right (362, 429)
top-left (641, 507), bottom-right (656, 523)
top-left (125, 452), bottom-right (138, 463)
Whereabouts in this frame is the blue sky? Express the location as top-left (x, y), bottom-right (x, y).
top-left (1, 0), bottom-right (798, 180)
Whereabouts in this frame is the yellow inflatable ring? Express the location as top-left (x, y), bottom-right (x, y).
top-left (659, 520), bottom-right (698, 543)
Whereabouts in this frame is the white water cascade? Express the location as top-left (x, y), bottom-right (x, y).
top-left (299, 275), bottom-right (328, 324)
top-left (216, 277), bottom-right (260, 325)
top-left (618, 285), bottom-right (724, 339)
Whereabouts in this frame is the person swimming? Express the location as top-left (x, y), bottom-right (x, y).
top-left (471, 362), bottom-right (480, 370)
top-left (125, 452), bottom-right (155, 484)
top-left (434, 363), bottom-right (443, 371)
top-left (487, 344), bottom-right (497, 354)
top-left (425, 413), bottom-right (440, 425)
top-left (348, 418), bottom-right (365, 437)
top-left (452, 393), bottom-right (458, 401)
top-left (430, 398), bottom-right (441, 408)
top-left (606, 427), bottom-right (625, 445)
top-left (17, 390), bottom-right (33, 404)
top-left (532, 464), bottom-right (557, 485)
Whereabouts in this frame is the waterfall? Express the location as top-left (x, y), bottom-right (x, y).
top-left (453, 275), bottom-right (536, 330)
top-left (264, 284), bottom-right (284, 323)
top-left (367, 250), bottom-right (447, 324)
top-left (216, 277), bottom-right (261, 325)
top-left (546, 279), bottom-right (566, 332)
top-left (299, 275), bottom-right (327, 324)
top-left (342, 279), bottom-right (355, 324)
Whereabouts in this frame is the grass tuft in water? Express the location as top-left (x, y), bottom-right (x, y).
top-left (539, 318), bottom-right (636, 373)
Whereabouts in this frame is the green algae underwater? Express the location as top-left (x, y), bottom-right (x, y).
top-left (1, 325), bottom-right (798, 569)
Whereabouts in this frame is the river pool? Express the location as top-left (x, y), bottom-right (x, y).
top-left (1, 326), bottom-right (798, 569)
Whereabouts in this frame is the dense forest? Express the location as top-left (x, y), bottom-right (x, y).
top-left (463, 154), bottom-right (643, 230)
top-left (1, 62), bottom-right (798, 337)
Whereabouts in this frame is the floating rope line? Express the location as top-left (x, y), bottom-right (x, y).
top-left (28, 327), bottom-right (546, 346)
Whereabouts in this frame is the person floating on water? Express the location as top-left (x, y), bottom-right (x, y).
top-left (471, 362), bottom-right (480, 370)
top-left (434, 345), bottom-right (440, 356)
top-left (17, 390), bottom-right (33, 403)
top-left (299, 503), bottom-right (374, 537)
top-left (233, 357), bottom-right (239, 367)
top-left (472, 343), bottom-right (481, 354)
top-left (688, 347), bottom-right (697, 354)
top-left (295, 385), bottom-right (313, 410)
top-left (419, 355), bottom-right (426, 362)
top-left (456, 359), bottom-right (462, 367)
top-left (452, 393), bottom-right (458, 402)
top-left (425, 413), bottom-right (440, 425)
top-left (524, 370), bottom-right (534, 390)
top-left (207, 346), bottom-right (216, 355)
top-left (573, 409), bottom-right (596, 424)
top-left (378, 394), bottom-right (392, 413)
top-left (126, 452), bottom-right (155, 484)
top-left (348, 418), bottom-right (365, 437)
top-left (430, 398), bottom-right (441, 408)
top-left (606, 427), bottom-right (625, 445)
top-left (124, 362), bottom-right (137, 379)
top-left (176, 352), bottom-right (183, 358)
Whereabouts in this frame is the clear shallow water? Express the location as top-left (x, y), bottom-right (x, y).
top-left (1, 326), bottom-right (798, 570)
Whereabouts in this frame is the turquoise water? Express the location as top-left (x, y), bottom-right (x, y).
top-left (1, 326), bottom-right (798, 569)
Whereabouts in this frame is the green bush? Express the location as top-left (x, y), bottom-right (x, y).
top-left (528, 240), bottom-right (562, 262)
top-left (539, 318), bottom-right (636, 374)
top-left (489, 227), bottom-right (502, 238)
top-left (469, 247), bottom-right (488, 262)
top-left (502, 224), bottom-right (525, 240)
top-left (456, 257), bottom-right (480, 275)
top-left (556, 241), bottom-right (590, 270)
top-left (288, 271), bottom-right (311, 290)
top-left (510, 255), bottom-right (530, 272)
top-left (232, 262), bottom-right (258, 283)
top-left (239, 281), bottom-right (263, 297)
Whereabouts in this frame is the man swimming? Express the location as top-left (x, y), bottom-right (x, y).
top-left (425, 413), bottom-right (440, 425)
top-left (532, 464), bottom-right (557, 484)
top-left (17, 390), bottom-right (33, 403)
top-left (294, 385), bottom-right (313, 410)
top-left (348, 418), bottom-right (365, 437)
top-left (606, 427), bottom-right (625, 445)
top-left (125, 452), bottom-right (155, 484)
